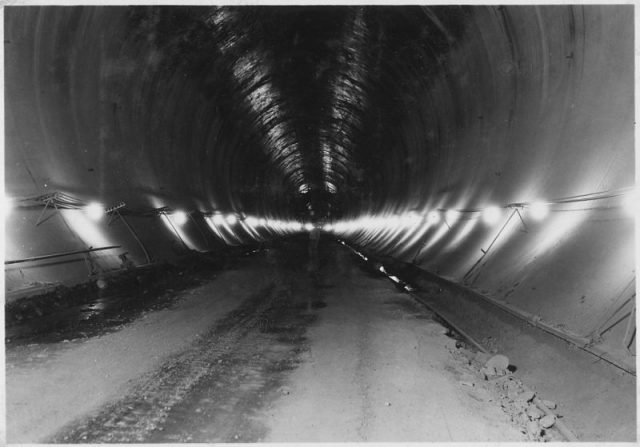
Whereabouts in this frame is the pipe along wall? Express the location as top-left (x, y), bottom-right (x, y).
top-left (4, 6), bottom-right (636, 372)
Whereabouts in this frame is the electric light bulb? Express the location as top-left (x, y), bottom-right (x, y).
top-left (172, 210), bottom-right (188, 225)
top-left (4, 196), bottom-right (13, 218)
top-left (482, 206), bottom-right (502, 224)
top-left (445, 209), bottom-right (460, 224)
top-left (427, 210), bottom-right (440, 224)
top-left (403, 212), bottom-right (422, 226)
top-left (622, 191), bottom-right (637, 217)
top-left (226, 214), bottom-right (237, 225)
top-left (529, 201), bottom-right (549, 220)
top-left (85, 202), bottom-right (105, 221)
top-left (212, 214), bottom-right (224, 225)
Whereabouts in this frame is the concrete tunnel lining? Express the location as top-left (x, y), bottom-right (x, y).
top-left (3, 3), bottom-right (637, 443)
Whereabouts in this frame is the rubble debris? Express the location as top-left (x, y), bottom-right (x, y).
top-left (474, 351), bottom-right (492, 363)
top-left (542, 399), bottom-right (557, 409)
top-left (526, 420), bottom-right (542, 439)
top-left (484, 354), bottom-right (509, 376)
top-left (515, 390), bottom-right (535, 403)
top-left (540, 414), bottom-right (556, 429)
top-left (526, 405), bottom-right (544, 420)
top-left (468, 387), bottom-right (493, 402)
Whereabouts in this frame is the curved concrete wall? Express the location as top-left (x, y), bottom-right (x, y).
top-left (4, 6), bottom-right (636, 366)
top-left (338, 6), bottom-right (635, 369)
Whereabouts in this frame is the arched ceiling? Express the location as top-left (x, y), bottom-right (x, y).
top-left (5, 5), bottom-right (634, 223)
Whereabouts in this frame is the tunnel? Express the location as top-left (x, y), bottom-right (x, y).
top-left (3, 4), bottom-right (637, 443)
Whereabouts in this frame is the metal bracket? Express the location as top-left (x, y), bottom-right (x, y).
top-left (515, 208), bottom-right (529, 233)
top-left (35, 197), bottom-right (57, 226)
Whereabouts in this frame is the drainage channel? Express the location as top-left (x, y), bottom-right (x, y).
top-left (339, 239), bottom-right (579, 442)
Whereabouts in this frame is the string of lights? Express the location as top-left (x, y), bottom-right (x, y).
top-left (3, 191), bottom-right (307, 236)
top-left (327, 186), bottom-right (637, 234)
top-left (4, 186), bottom-right (635, 234)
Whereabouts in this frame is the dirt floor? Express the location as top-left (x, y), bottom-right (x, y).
top-left (6, 238), bottom-right (576, 442)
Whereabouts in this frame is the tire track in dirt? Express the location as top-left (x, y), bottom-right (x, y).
top-left (49, 279), bottom-right (323, 443)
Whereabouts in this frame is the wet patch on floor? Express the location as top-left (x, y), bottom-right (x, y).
top-left (5, 258), bottom-right (227, 347)
top-left (48, 277), bottom-right (324, 443)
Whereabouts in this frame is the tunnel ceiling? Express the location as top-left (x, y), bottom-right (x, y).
top-left (5, 5), bottom-right (634, 221)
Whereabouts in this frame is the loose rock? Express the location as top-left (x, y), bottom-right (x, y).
top-left (485, 354), bottom-right (510, 376)
top-left (515, 390), bottom-right (535, 403)
top-left (527, 420), bottom-right (541, 438)
top-left (479, 367), bottom-right (492, 379)
top-left (474, 351), bottom-right (492, 364)
top-left (526, 405), bottom-right (544, 420)
top-left (540, 414), bottom-right (556, 429)
top-left (542, 399), bottom-right (557, 409)
top-left (469, 388), bottom-right (493, 402)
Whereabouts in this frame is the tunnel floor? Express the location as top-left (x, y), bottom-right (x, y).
top-left (6, 240), bottom-right (562, 442)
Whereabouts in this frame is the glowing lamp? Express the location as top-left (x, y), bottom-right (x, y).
top-left (482, 206), bottom-right (502, 224)
top-left (528, 201), bottom-right (549, 220)
top-left (212, 214), bottom-right (225, 225)
top-left (4, 196), bottom-right (13, 218)
top-left (304, 223), bottom-right (314, 231)
top-left (226, 214), bottom-right (237, 225)
top-left (85, 202), bottom-right (105, 221)
top-left (172, 210), bottom-right (188, 225)
top-left (404, 212), bottom-right (422, 226)
top-left (427, 210), bottom-right (440, 224)
top-left (445, 209), bottom-right (460, 224)
top-left (622, 191), bottom-right (637, 217)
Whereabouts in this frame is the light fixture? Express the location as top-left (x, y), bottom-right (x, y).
top-left (622, 190), bottom-right (637, 217)
top-left (4, 196), bottom-right (13, 218)
top-left (528, 201), bottom-right (549, 220)
top-left (258, 218), bottom-right (267, 226)
top-left (304, 223), bottom-right (314, 231)
top-left (323, 223), bottom-right (333, 232)
top-left (482, 206), bottom-right (502, 224)
top-left (445, 209), bottom-right (460, 224)
top-left (172, 210), bottom-right (188, 225)
top-left (245, 216), bottom-right (258, 226)
top-left (403, 212), bottom-right (422, 226)
top-left (427, 210), bottom-right (440, 224)
top-left (226, 214), bottom-right (237, 225)
top-left (212, 214), bottom-right (225, 225)
top-left (85, 202), bottom-right (105, 221)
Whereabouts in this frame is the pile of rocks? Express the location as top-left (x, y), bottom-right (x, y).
top-left (451, 346), bottom-right (563, 442)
